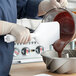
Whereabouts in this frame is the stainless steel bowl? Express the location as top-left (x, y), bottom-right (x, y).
top-left (41, 50), bottom-right (76, 74)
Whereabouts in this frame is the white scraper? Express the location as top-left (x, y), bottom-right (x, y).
top-left (4, 22), bottom-right (60, 47)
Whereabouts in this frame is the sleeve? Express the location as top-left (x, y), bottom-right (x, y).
top-left (17, 0), bottom-right (42, 19)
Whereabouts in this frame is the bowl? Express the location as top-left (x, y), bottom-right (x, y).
top-left (41, 50), bottom-right (76, 74)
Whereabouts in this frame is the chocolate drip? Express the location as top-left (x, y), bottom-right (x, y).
top-left (53, 11), bottom-right (75, 57)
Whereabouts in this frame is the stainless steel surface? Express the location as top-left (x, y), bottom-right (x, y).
top-left (41, 50), bottom-right (76, 74)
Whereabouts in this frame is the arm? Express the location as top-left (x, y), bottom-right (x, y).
top-left (0, 20), bottom-right (30, 44)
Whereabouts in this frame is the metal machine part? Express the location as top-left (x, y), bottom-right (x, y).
top-left (13, 39), bottom-right (44, 64)
top-left (41, 50), bottom-right (76, 74)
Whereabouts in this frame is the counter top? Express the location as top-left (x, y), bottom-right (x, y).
top-left (10, 62), bottom-right (76, 76)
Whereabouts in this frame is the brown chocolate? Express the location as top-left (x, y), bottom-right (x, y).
top-left (53, 11), bottom-right (75, 57)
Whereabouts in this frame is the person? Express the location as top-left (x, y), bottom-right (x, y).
top-left (0, 0), bottom-right (68, 76)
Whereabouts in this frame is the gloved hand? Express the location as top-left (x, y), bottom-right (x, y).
top-left (58, 0), bottom-right (68, 7)
top-left (38, 0), bottom-right (61, 16)
top-left (0, 21), bottom-right (30, 44)
top-left (38, 0), bottom-right (68, 16)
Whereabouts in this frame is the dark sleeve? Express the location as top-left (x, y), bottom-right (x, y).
top-left (17, 0), bottom-right (42, 19)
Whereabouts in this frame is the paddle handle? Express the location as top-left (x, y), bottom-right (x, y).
top-left (4, 33), bottom-right (36, 43)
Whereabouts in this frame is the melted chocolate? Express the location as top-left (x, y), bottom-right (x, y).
top-left (53, 11), bottom-right (75, 57)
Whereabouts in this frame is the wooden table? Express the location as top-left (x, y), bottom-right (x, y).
top-left (10, 62), bottom-right (76, 76)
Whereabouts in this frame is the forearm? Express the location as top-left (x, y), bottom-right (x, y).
top-left (0, 20), bottom-right (30, 44)
top-left (0, 20), bottom-right (16, 35)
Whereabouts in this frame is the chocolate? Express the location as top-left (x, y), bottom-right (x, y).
top-left (53, 11), bottom-right (75, 57)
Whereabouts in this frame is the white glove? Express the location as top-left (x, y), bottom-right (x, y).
top-left (58, 0), bottom-right (68, 7)
top-left (38, 0), bottom-right (61, 16)
top-left (0, 21), bottom-right (30, 44)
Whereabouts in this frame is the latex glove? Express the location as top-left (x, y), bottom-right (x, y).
top-left (0, 21), bottom-right (30, 44)
top-left (58, 0), bottom-right (68, 7)
top-left (38, 0), bottom-right (61, 16)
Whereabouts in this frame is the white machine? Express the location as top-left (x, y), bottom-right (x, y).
top-left (13, 39), bottom-right (44, 64)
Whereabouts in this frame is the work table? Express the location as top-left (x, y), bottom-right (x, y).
top-left (10, 62), bottom-right (76, 76)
